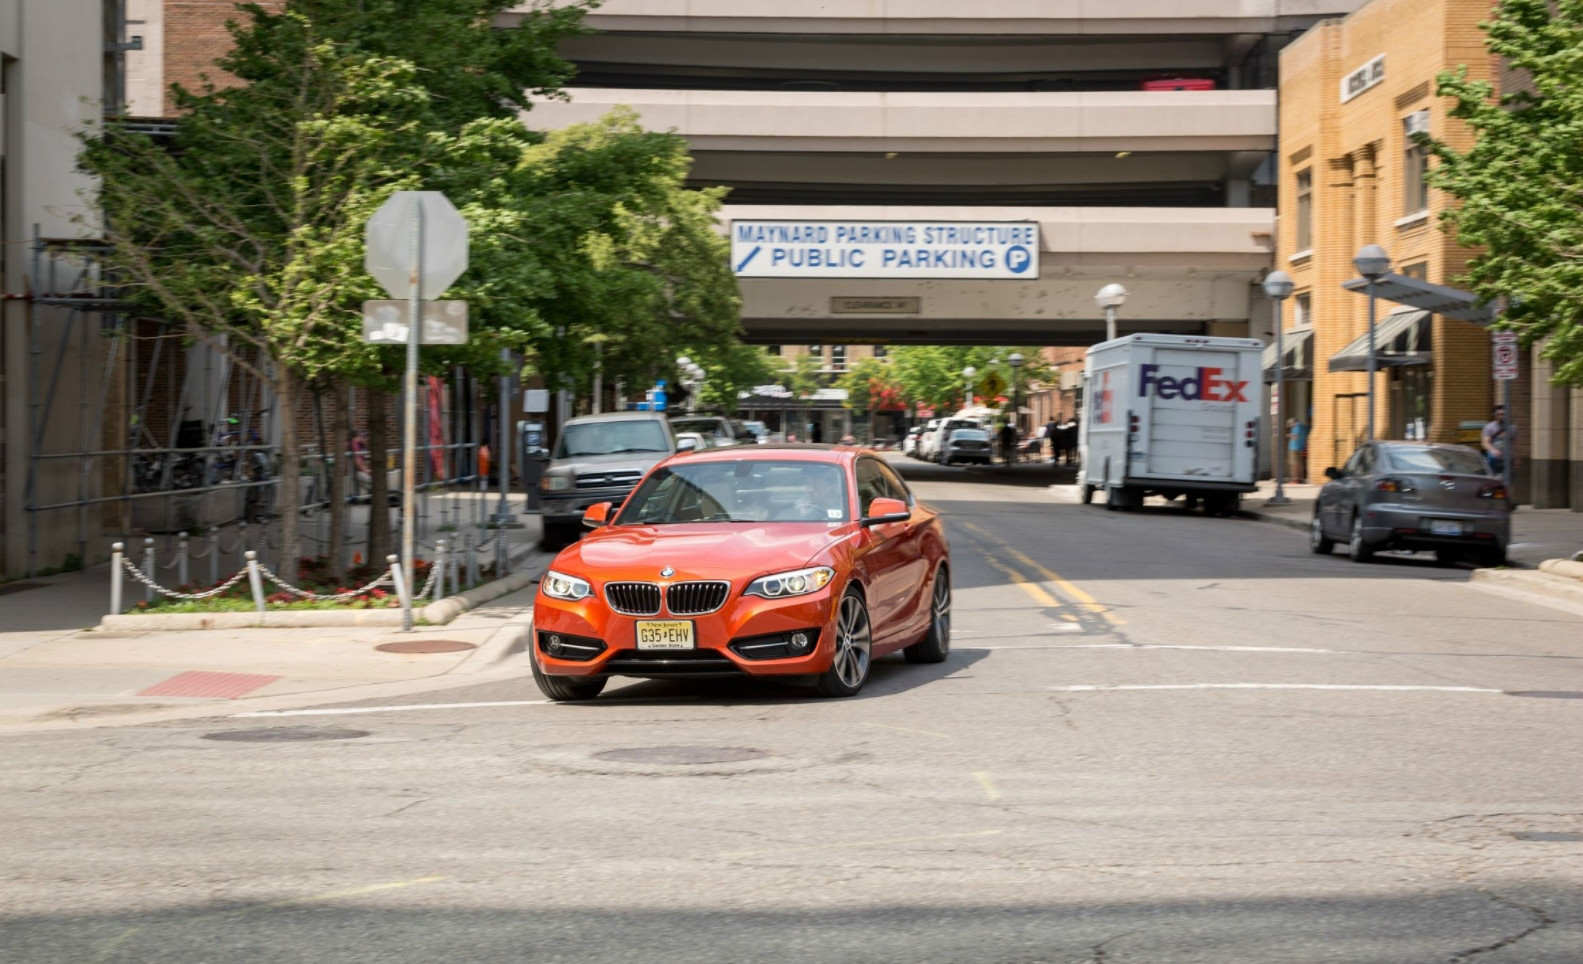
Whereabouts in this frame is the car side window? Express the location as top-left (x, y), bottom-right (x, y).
top-left (1357, 446), bottom-right (1376, 475)
top-left (874, 460), bottom-right (913, 506)
top-left (855, 459), bottom-right (888, 516)
top-left (1343, 449), bottom-right (1366, 477)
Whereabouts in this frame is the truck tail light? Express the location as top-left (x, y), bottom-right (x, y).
top-left (1127, 413), bottom-right (1140, 438)
top-left (1479, 483), bottom-right (1508, 500)
top-left (1244, 420), bottom-right (1257, 447)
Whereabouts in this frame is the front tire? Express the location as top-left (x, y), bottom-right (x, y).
top-left (816, 589), bottom-right (873, 698)
top-left (1348, 515), bottom-right (1375, 563)
top-left (531, 652), bottom-right (607, 702)
top-left (905, 564), bottom-right (951, 664)
top-left (1310, 512), bottom-right (1335, 555)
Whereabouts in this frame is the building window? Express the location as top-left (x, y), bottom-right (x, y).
top-left (766, 345), bottom-right (782, 356)
top-left (1403, 111), bottom-right (1431, 214)
top-left (1401, 261), bottom-right (1428, 281)
top-left (872, 344), bottom-right (887, 360)
top-left (1295, 169), bottom-right (1313, 251)
top-left (806, 345), bottom-right (822, 363)
top-left (831, 345), bottom-right (847, 371)
top-left (1294, 293), bottom-right (1312, 328)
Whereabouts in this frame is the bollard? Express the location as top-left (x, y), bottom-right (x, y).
top-left (451, 536), bottom-right (462, 596)
top-left (433, 540), bottom-right (448, 603)
top-left (208, 529), bottom-right (220, 585)
top-left (178, 532), bottom-right (190, 588)
top-left (494, 528), bottom-right (507, 577)
top-left (244, 550), bottom-right (266, 614)
top-left (110, 542), bottom-right (124, 615)
top-left (465, 530), bottom-right (479, 587)
top-left (142, 538), bottom-right (156, 604)
top-left (388, 553), bottom-right (412, 627)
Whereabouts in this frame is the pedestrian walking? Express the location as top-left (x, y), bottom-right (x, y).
top-left (1044, 418), bottom-right (1059, 462)
top-left (1482, 405), bottom-right (1517, 476)
top-left (998, 422), bottom-right (1018, 465)
top-left (1061, 418), bottom-right (1079, 464)
top-left (1286, 418), bottom-right (1308, 483)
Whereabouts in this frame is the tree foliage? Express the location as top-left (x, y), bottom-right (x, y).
top-left (1426, 0), bottom-right (1583, 383)
top-left (885, 346), bottom-right (1051, 412)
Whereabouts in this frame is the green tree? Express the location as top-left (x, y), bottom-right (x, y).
top-left (836, 356), bottom-right (899, 412)
top-left (1426, 0), bottom-right (1583, 383)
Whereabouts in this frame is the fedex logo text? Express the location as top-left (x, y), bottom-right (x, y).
top-left (1137, 364), bottom-right (1248, 403)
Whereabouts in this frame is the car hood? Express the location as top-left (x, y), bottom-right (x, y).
top-left (559, 524), bottom-right (852, 581)
top-left (548, 451), bottom-right (670, 478)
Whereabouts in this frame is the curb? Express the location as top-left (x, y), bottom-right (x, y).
top-left (457, 610), bottom-right (534, 674)
top-left (1472, 566), bottom-right (1583, 605)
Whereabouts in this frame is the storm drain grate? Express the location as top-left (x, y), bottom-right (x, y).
top-left (1506, 691), bottom-right (1583, 700)
top-left (203, 727), bottom-right (369, 743)
top-left (375, 639), bottom-right (476, 654)
top-left (1511, 831), bottom-right (1583, 842)
top-left (593, 746), bottom-right (767, 765)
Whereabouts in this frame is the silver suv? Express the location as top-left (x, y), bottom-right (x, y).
top-left (538, 412), bottom-right (679, 548)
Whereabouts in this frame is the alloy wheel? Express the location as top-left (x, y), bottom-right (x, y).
top-left (833, 593), bottom-right (873, 689)
top-left (1311, 516), bottom-right (1323, 549)
top-left (931, 573), bottom-right (952, 654)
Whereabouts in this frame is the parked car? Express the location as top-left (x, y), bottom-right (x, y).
top-left (923, 417), bottom-right (982, 463)
top-left (673, 431), bottom-right (712, 453)
top-left (902, 426), bottom-right (925, 458)
top-left (741, 420), bottom-right (771, 444)
top-left (942, 427), bottom-right (992, 466)
top-left (913, 419), bottom-right (943, 460)
top-left (531, 446), bottom-right (952, 701)
top-left (1311, 441), bottom-right (1511, 566)
top-left (670, 415), bottom-right (756, 447)
top-left (538, 412), bottom-right (680, 549)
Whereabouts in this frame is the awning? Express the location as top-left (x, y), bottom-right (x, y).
top-left (1341, 274), bottom-right (1494, 323)
top-left (1262, 327), bottom-right (1313, 382)
top-left (1327, 308), bottom-right (1433, 372)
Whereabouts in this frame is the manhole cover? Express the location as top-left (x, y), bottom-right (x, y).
top-left (376, 639), bottom-right (477, 654)
top-left (203, 727), bottom-right (369, 743)
top-left (1506, 691), bottom-right (1583, 700)
top-left (593, 745), bottom-right (767, 765)
top-left (1512, 831), bottom-right (1583, 842)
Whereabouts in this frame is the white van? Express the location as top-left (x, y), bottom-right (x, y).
top-left (1079, 334), bottom-right (1264, 516)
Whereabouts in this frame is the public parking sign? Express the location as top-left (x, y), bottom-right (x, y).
top-left (730, 220), bottom-right (1039, 280)
top-left (1492, 331), bottom-right (1519, 380)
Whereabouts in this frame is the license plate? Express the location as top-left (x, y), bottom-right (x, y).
top-left (636, 620), bottom-right (694, 650)
top-left (1429, 520), bottom-right (1463, 536)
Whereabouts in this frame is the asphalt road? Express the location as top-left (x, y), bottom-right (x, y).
top-left (5, 460), bottom-right (1582, 964)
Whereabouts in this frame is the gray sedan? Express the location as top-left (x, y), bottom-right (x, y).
top-left (1311, 441), bottom-right (1511, 566)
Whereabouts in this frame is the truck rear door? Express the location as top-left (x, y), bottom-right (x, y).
top-left (1137, 347), bottom-right (1251, 483)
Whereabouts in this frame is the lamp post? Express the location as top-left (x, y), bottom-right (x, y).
top-left (1095, 283), bottom-right (1128, 342)
top-left (1353, 245), bottom-right (1390, 442)
top-left (1262, 271), bottom-right (1295, 506)
top-left (962, 365), bottom-right (976, 408)
top-left (1009, 352), bottom-right (1025, 460)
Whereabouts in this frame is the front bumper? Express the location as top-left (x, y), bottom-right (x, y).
top-left (533, 583), bottom-right (837, 679)
top-left (1361, 503), bottom-right (1510, 551)
top-left (540, 486), bottom-right (636, 525)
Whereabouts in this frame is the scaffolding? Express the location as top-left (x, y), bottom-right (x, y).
top-left (13, 229), bottom-right (511, 581)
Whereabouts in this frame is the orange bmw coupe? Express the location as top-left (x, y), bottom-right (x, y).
top-left (530, 446), bottom-right (951, 700)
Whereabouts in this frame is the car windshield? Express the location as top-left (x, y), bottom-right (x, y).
top-left (554, 420), bottom-right (671, 458)
top-left (950, 429), bottom-right (987, 441)
top-left (943, 420), bottom-right (977, 432)
top-left (670, 418), bottom-right (726, 438)
top-left (616, 460), bottom-right (850, 525)
top-left (1385, 446), bottom-right (1488, 475)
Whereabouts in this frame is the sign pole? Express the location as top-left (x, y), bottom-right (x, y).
top-left (401, 201), bottom-right (424, 632)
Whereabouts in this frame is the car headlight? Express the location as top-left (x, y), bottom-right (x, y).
top-left (541, 475), bottom-right (571, 492)
top-left (541, 569), bottom-right (592, 601)
top-left (744, 566), bottom-right (835, 599)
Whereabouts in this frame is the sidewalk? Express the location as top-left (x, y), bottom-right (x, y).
top-left (0, 511), bottom-right (553, 732)
top-left (1238, 480), bottom-right (1583, 570)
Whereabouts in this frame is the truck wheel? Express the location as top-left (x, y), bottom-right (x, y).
top-left (1081, 484), bottom-right (1095, 505)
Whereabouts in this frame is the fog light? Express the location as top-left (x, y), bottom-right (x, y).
top-left (548, 635), bottom-right (563, 656)
top-left (790, 632), bottom-right (810, 651)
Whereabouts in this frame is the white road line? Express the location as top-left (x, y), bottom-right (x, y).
top-left (1046, 683), bottom-right (1500, 693)
top-left (972, 643), bottom-right (1336, 653)
top-left (234, 700), bottom-right (550, 718)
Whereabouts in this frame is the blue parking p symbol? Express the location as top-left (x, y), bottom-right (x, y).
top-left (1006, 245), bottom-right (1033, 275)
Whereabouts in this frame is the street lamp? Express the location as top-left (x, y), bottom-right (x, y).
top-left (1009, 352), bottom-right (1025, 461)
top-left (1353, 244), bottom-right (1390, 441)
top-left (1262, 270), bottom-right (1295, 506)
top-left (962, 365), bottom-right (976, 408)
top-left (1095, 284), bottom-right (1128, 341)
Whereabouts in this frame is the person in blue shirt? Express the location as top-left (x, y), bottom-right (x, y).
top-left (1287, 418), bottom-right (1308, 482)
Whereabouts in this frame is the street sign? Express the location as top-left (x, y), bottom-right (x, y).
top-left (361, 300), bottom-right (468, 345)
top-left (365, 191), bottom-right (469, 299)
top-left (731, 220), bottom-right (1038, 280)
top-left (1492, 331), bottom-right (1519, 381)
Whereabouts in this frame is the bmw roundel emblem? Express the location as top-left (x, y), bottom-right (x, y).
top-left (660, 566), bottom-right (675, 578)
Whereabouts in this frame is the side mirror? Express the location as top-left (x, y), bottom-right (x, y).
top-left (582, 502), bottom-right (613, 529)
top-left (861, 497), bottom-right (911, 528)
top-left (1324, 467), bottom-right (1342, 480)
top-left (676, 437), bottom-right (697, 452)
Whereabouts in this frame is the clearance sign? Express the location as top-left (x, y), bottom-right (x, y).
top-left (730, 220), bottom-right (1039, 280)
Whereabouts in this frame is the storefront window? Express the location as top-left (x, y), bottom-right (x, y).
top-left (1295, 169), bottom-right (1313, 251)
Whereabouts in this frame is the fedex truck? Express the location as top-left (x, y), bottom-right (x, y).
top-left (1079, 334), bottom-right (1264, 516)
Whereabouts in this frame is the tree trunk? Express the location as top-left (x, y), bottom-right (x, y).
top-left (327, 378), bottom-right (350, 579)
top-left (367, 389), bottom-right (391, 568)
top-left (275, 366), bottom-right (302, 585)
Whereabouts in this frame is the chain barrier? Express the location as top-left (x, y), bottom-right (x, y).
top-left (413, 557), bottom-right (442, 601)
top-left (255, 562), bottom-right (393, 602)
top-left (120, 558), bottom-right (249, 600)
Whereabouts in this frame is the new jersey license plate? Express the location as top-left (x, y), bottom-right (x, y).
top-left (1429, 520), bottom-right (1463, 536)
top-left (636, 620), bottom-right (695, 650)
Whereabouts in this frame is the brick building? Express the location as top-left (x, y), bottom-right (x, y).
top-left (1276, 0), bottom-right (1497, 480)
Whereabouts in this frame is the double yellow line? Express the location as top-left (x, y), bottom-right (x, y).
top-left (958, 520), bottom-right (1124, 627)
